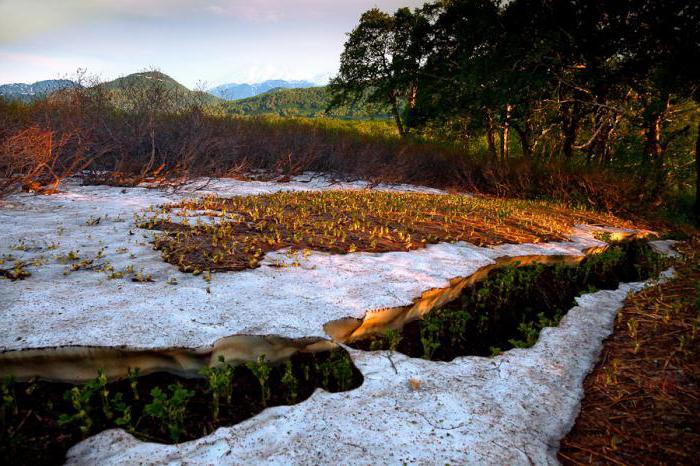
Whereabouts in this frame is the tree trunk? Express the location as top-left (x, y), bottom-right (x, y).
top-left (500, 104), bottom-right (512, 161)
top-left (390, 92), bottom-right (405, 137)
top-left (513, 123), bottom-right (531, 159)
top-left (695, 122), bottom-right (700, 221)
top-left (484, 109), bottom-right (497, 160)
top-left (562, 101), bottom-right (580, 159)
top-left (642, 95), bottom-right (669, 197)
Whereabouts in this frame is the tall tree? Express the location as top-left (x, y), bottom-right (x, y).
top-left (329, 8), bottom-right (429, 136)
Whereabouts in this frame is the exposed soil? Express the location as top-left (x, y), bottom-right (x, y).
top-left (0, 349), bottom-right (362, 466)
top-left (350, 242), bottom-right (668, 360)
top-left (559, 238), bottom-right (699, 465)
top-left (139, 190), bottom-right (639, 272)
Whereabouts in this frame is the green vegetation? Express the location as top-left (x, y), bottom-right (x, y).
top-left (331, 0), bottom-right (700, 220)
top-left (353, 242), bottom-right (668, 360)
top-left (144, 384), bottom-right (194, 442)
top-left (245, 355), bottom-right (272, 407)
top-left (1, 349), bottom-right (362, 464)
top-left (225, 86), bottom-right (389, 119)
top-left (140, 190), bottom-right (636, 273)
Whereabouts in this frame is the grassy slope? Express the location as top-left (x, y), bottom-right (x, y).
top-left (224, 86), bottom-right (390, 119)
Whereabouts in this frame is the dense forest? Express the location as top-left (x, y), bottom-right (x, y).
top-left (331, 0), bottom-right (700, 218)
top-left (0, 0), bottom-right (698, 224)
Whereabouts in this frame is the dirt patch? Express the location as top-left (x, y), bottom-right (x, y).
top-left (349, 242), bottom-right (668, 360)
top-left (140, 190), bottom-right (638, 272)
top-left (0, 349), bottom-right (362, 466)
top-left (558, 238), bottom-right (699, 465)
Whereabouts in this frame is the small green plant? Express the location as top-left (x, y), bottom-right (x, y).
top-left (110, 392), bottom-right (134, 432)
top-left (127, 367), bottom-right (140, 400)
top-left (384, 329), bottom-right (403, 352)
top-left (420, 314), bottom-right (441, 360)
top-left (58, 386), bottom-right (95, 436)
top-left (1, 375), bottom-right (17, 430)
top-left (246, 355), bottom-right (271, 407)
top-left (132, 271), bottom-right (154, 282)
top-left (93, 369), bottom-right (112, 420)
top-left (317, 350), bottom-right (354, 391)
top-left (144, 383), bottom-right (194, 442)
top-left (281, 360), bottom-right (298, 403)
top-left (200, 356), bottom-right (234, 423)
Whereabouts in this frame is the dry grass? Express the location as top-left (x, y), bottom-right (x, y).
top-left (559, 238), bottom-right (700, 465)
top-left (138, 190), bottom-right (638, 273)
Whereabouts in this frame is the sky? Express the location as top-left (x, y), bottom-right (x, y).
top-left (0, 0), bottom-right (424, 89)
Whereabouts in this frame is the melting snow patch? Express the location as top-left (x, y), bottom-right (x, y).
top-left (1, 177), bottom-right (619, 351)
top-left (64, 272), bottom-right (673, 465)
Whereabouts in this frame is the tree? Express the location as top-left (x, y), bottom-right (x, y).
top-left (329, 8), bottom-right (429, 136)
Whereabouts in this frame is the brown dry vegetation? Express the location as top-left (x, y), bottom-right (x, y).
top-left (559, 238), bottom-right (700, 465)
top-left (139, 190), bottom-right (639, 273)
top-left (0, 91), bottom-right (661, 219)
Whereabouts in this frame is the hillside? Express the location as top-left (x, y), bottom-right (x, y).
top-left (225, 86), bottom-right (389, 119)
top-left (98, 71), bottom-right (222, 108)
top-left (209, 79), bottom-right (316, 100)
top-left (0, 79), bottom-right (80, 102)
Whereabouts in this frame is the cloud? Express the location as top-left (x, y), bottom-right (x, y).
top-left (0, 0), bottom-right (426, 43)
top-left (0, 51), bottom-right (64, 69)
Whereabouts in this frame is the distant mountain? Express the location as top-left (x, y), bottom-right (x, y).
top-left (98, 71), bottom-right (222, 107)
top-left (225, 86), bottom-right (390, 119)
top-left (0, 79), bottom-right (80, 102)
top-left (209, 80), bottom-right (316, 101)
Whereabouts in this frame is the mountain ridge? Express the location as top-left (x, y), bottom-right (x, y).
top-left (209, 79), bottom-right (317, 101)
top-left (0, 79), bottom-right (80, 102)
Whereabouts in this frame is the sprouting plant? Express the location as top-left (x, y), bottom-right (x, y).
top-left (93, 369), bottom-right (112, 420)
top-left (144, 383), bottom-right (194, 442)
top-left (58, 385), bottom-right (95, 436)
top-left (281, 360), bottom-right (298, 403)
top-left (1, 375), bottom-right (17, 428)
top-left (1, 261), bottom-right (31, 280)
top-left (246, 355), bottom-right (271, 407)
top-left (110, 392), bottom-right (134, 432)
top-left (132, 271), bottom-right (154, 282)
top-left (200, 356), bottom-right (234, 423)
top-left (508, 321), bottom-right (539, 349)
top-left (317, 351), bottom-right (354, 391)
top-left (384, 329), bottom-right (403, 353)
top-left (420, 314), bottom-right (441, 360)
top-left (330, 352), bottom-right (354, 391)
top-left (127, 367), bottom-right (140, 400)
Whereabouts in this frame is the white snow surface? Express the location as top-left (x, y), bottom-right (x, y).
top-left (0, 176), bottom-right (627, 351)
top-left (65, 273), bottom-right (672, 466)
top-left (0, 175), bottom-right (671, 465)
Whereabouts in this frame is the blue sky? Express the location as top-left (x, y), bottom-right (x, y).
top-left (0, 0), bottom-right (424, 88)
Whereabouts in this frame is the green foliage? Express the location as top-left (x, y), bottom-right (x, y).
top-left (144, 383), bottom-right (194, 442)
top-left (58, 386), bottom-right (94, 436)
top-left (317, 351), bottom-right (355, 392)
top-left (200, 356), bottom-right (234, 422)
top-left (127, 367), bottom-right (140, 401)
top-left (225, 86), bottom-right (389, 119)
top-left (508, 311), bottom-right (563, 349)
top-left (420, 313), bottom-right (441, 360)
top-left (246, 355), bottom-right (271, 407)
top-left (281, 361), bottom-right (298, 403)
top-left (0, 376), bottom-right (17, 431)
top-left (110, 392), bottom-right (133, 432)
